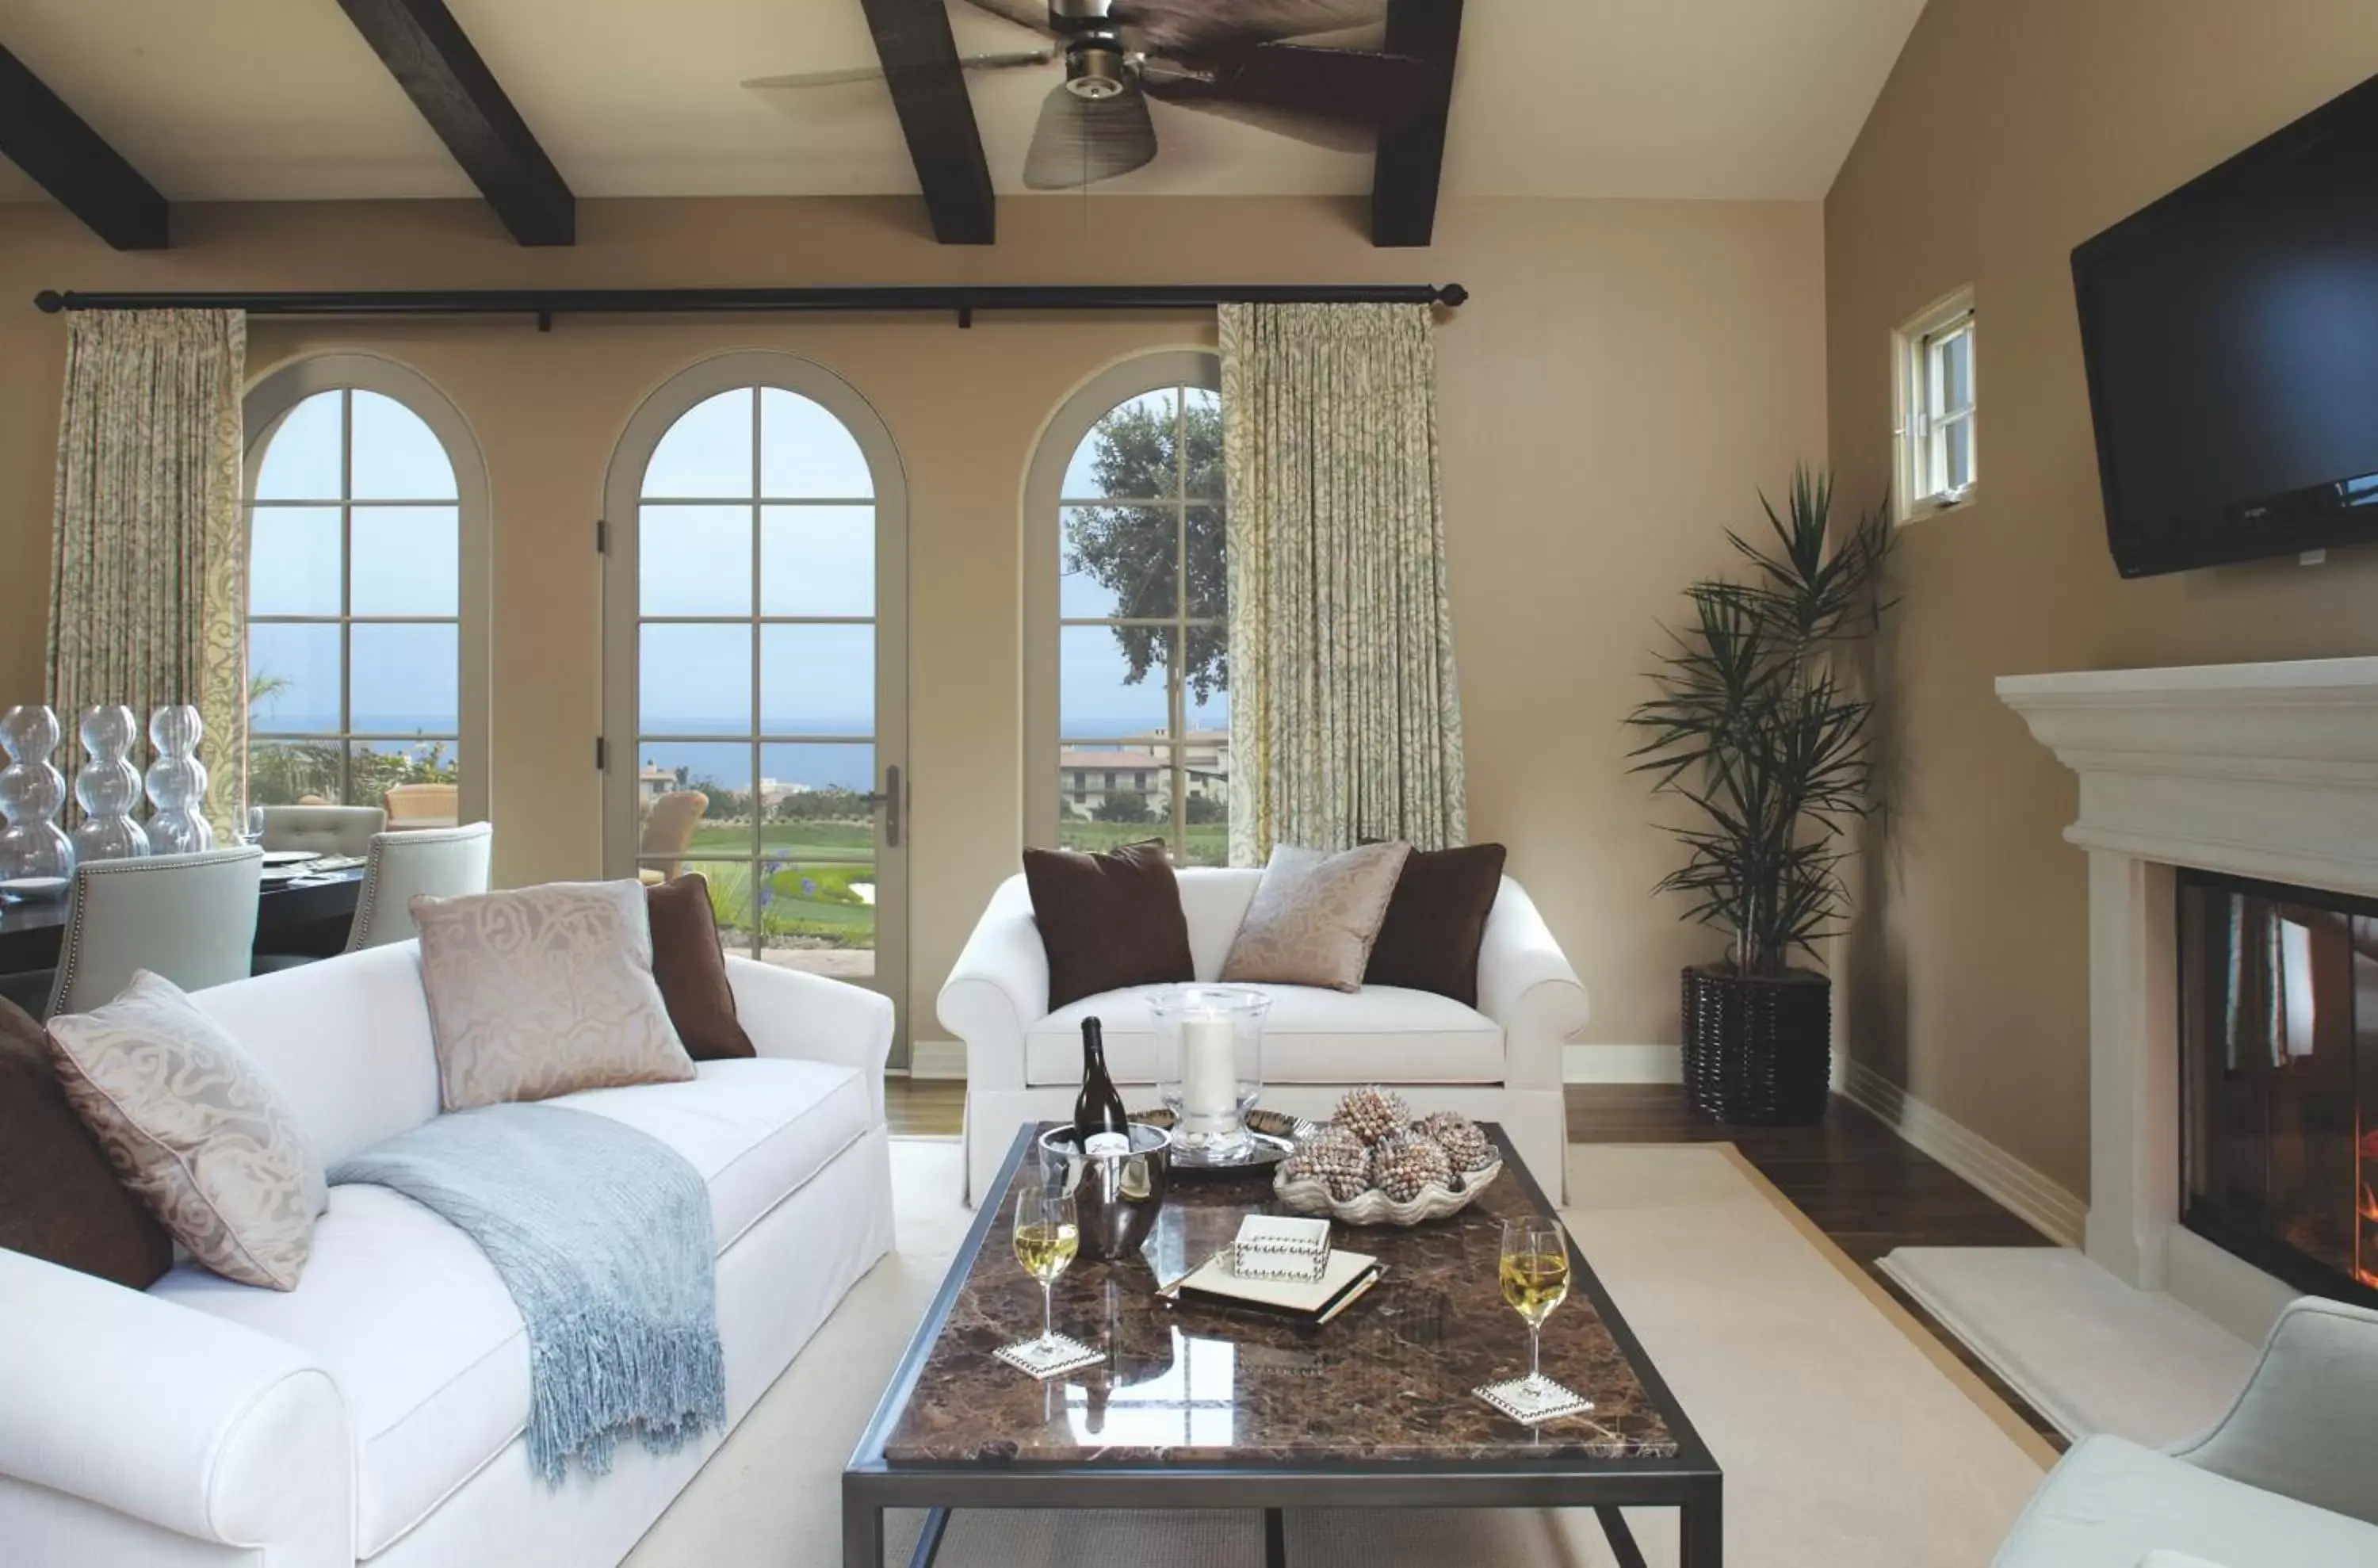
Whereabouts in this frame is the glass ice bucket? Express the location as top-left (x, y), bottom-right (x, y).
top-left (1149, 985), bottom-right (1269, 1165)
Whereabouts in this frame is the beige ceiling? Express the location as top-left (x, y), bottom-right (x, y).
top-left (0, 0), bottom-right (1926, 208)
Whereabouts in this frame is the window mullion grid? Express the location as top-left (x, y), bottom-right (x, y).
top-left (747, 388), bottom-right (763, 960)
top-left (1171, 387), bottom-right (1188, 858)
top-left (339, 388), bottom-right (355, 805)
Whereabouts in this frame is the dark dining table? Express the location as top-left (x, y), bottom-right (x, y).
top-left (0, 866), bottom-right (366, 977)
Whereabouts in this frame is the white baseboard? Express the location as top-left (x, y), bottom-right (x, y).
top-left (906, 1039), bottom-right (968, 1080)
top-left (1837, 1058), bottom-right (2086, 1246)
top-left (1562, 1043), bottom-right (1683, 1084)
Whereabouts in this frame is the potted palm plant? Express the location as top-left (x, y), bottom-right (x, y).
top-left (1626, 468), bottom-right (1892, 1124)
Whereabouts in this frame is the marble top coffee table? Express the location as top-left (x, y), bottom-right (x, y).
top-left (843, 1122), bottom-right (1722, 1567)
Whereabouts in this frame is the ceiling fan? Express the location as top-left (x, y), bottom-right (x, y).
top-left (744, 0), bottom-right (1440, 189)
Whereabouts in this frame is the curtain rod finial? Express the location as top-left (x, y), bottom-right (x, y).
top-left (1436, 284), bottom-right (1468, 308)
top-left (34, 291), bottom-right (65, 314)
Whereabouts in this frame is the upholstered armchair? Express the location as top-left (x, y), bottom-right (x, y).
top-left (1993, 1297), bottom-right (2378, 1566)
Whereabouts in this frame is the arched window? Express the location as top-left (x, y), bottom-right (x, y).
top-left (601, 353), bottom-right (908, 1017)
top-left (242, 356), bottom-right (487, 824)
top-left (1024, 351), bottom-right (1228, 864)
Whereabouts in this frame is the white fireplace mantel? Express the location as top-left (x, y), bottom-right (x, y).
top-left (1998, 656), bottom-right (2378, 1340)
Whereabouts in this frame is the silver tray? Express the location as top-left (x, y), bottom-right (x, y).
top-left (1125, 1107), bottom-right (1313, 1174)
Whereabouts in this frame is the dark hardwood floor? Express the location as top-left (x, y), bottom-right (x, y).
top-left (883, 1074), bottom-right (2065, 1448)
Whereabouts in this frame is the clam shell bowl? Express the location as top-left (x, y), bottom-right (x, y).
top-left (1271, 1157), bottom-right (1502, 1226)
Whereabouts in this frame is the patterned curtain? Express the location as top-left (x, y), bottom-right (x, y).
top-left (1219, 301), bottom-right (1466, 864)
top-left (47, 310), bottom-right (249, 838)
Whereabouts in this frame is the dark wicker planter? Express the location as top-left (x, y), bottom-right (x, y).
top-left (1680, 965), bottom-right (1831, 1125)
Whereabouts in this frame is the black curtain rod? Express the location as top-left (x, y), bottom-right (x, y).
top-left (32, 282), bottom-right (1466, 325)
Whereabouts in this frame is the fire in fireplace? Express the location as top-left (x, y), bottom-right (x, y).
top-left (2178, 870), bottom-right (2378, 1305)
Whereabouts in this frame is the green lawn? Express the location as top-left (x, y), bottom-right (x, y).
top-left (690, 819), bottom-right (874, 861)
top-left (680, 817), bottom-right (878, 947)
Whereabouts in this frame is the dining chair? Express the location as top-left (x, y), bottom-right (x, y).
top-left (260, 805), bottom-right (387, 857)
top-left (346, 822), bottom-right (493, 950)
top-left (44, 847), bottom-right (265, 1019)
top-left (383, 782), bottom-right (461, 830)
top-left (637, 790), bottom-right (709, 886)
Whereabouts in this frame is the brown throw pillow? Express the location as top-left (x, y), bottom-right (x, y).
top-left (1220, 842), bottom-right (1412, 992)
top-left (646, 874), bottom-right (755, 1061)
top-left (0, 996), bottom-right (172, 1290)
top-left (1022, 840), bottom-right (1195, 1012)
top-left (1364, 843), bottom-right (1508, 1007)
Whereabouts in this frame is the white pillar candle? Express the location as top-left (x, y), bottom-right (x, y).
top-left (1180, 1012), bottom-right (1237, 1131)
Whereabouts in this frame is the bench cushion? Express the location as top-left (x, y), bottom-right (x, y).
top-left (1023, 983), bottom-right (1504, 1088)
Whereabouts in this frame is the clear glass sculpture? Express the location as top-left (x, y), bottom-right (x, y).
top-left (0, 704), bottom-right (74, 885)
top-left (71, 704), bottom-right (151, 864)
top-left (144, 705), bottom-right (213, 853)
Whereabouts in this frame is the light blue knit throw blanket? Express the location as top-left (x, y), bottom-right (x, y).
top-left (331, 1103), bottom-right (726, 1486)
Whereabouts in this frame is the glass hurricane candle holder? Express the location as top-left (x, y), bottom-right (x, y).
top-left (1150, 985), bottom-right (1269, 1165)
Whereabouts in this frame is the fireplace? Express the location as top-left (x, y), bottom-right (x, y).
top-left (1998, 656), bottom-right (2378, 1343)
top-left (2178, 870), bottom-right (2378, 1306)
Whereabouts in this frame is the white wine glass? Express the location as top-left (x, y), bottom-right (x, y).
top-left (1500, 1215), bottom-right (1572, 1397)
top-left (1011, 1172), bottom-right (1080, 1352)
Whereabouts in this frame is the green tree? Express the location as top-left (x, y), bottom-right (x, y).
top-left (1183, 791), bottom-right (1226, 825)
top-left (1065, 394), bottom-right (1227, 705)
top-left (1092, 791), bottom-right (1154, 824)
top-left (694, 780), bottom-right (751, 820)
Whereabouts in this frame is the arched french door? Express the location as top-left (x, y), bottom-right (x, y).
top-left (601, 353), bottom-right (909, 1053)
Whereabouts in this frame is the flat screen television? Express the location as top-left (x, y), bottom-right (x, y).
top-left (2073, 71), bottom-right (2378, 577)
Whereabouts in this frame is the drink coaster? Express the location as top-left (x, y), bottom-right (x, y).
top-left (994, 1333), bottom-right (1103, 1381)
top-left (1474, 1376), bottom-right (1594, 1425)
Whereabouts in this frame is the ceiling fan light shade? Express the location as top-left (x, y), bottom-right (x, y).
top-left (1023, 80), bottom-right (1158, 189)
top-left (1063, 40), bottom-right (1131, 100)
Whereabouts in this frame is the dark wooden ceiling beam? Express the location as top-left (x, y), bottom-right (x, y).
top-left (858, 0), bottom-right (996, 245)
top-left (335, 0), bottom-right (575, 246)
top-left (1371, 0), bottom-right (1462, 249)
top-left (0, 44), bottom-right (168, 250)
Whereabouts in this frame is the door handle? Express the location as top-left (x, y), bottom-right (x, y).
top-left (871, 764), bottom-right (900, 848)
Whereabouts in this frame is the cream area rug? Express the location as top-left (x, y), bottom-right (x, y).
top-left (1878, 1247), bottom-right (2258, 1447)
top-left (627, 1141), bottom-right (2052, 1568)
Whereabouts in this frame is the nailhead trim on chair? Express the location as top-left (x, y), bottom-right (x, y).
top-left (343, 823), bottom-right (492, 953)
top-left (48, 847), bottom-right (266, 1019)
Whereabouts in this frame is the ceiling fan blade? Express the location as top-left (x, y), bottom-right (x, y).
top-left (742, 49), bottom-right (1055, 90)
top-left (1112, 0), bottom-right (1387, 56)
top-left (1140, 44), bottom-right (1437, 146)
top-left (959, 0), bottom-right (1061, 37)
top-left (1022, 81), bottom-right (1159, 189)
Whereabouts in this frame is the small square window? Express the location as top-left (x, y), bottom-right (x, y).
top-left (1893, 287), bottom-right (1978, 523)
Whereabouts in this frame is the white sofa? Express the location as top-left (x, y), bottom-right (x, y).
top-left (1993, 1297), bottom-right (2378, 1566)
top-left (0, 940), bottom-right (896, 1568)
top-left (939, 867), bottom-right (1587, 1205)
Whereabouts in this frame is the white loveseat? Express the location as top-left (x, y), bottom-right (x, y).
top-left (939, 867), bottom-right (1587, 1204)
top-left (1993, 1298), bottom-right (2378, 1566)
top-left (0, 940), bottom-right (896, 1568)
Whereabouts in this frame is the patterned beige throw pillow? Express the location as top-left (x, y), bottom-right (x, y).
top-left (411, 880), bottom-right (696, 1111)
top-left (1221, 842), bottom-right (1413, 992)
top-left (46, 971), bottom-right (327, 1291)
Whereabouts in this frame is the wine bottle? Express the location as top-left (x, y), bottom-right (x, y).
top-left (1074, 1016), bottom-right (1130, 1153)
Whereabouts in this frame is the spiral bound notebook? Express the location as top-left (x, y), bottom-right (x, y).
top-left (1160, 1249), bottom-right (1382, 1325)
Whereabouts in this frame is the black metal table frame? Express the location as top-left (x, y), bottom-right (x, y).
top-left (843, 1124), bottom-right (1723, 1568)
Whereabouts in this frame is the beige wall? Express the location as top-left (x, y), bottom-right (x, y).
top-left (1826, 0), bottom-right (2378, 1195)
top-left (0, 193), bottom-right (1826, 1045)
